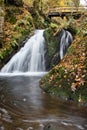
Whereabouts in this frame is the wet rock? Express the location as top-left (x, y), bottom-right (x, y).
top-left (44, 28), bottom-right (73, 69)
top-left (43, 124), bottom-right (52, 130)
top-left (43, 123), bottom-right (58, 130)
top-left (51, 53), bottom-right (60, 67)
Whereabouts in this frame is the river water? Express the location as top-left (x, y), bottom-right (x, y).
top-left (0, 74), bottom-right (87, 130)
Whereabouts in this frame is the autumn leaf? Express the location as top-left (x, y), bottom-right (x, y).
top-left (71, 83), bottom-right (77, 92)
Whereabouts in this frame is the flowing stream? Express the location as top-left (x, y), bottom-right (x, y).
top-left (0, 30), bottom-right (87, 130)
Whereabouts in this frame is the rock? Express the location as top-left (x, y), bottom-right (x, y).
top-left (51, 53), bottom-right (60, 67)
top-left (44, 28), bottom-right (73, 69)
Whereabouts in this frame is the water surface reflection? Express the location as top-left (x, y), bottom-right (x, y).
top-left (0, 75), bottom-right (87, 130)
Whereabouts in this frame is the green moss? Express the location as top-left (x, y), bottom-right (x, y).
top-left (67, 45), bottom-right (74, 55)
top-left (0, 46), bottom-right (13, 60)
top-left (5, 8), bottom-right (17, 24)
top-left (0, 52), bottom-right (4, 59)
top-left (11, 42), bottom-right (18, 48)
top-left (77, 84), bottom-right (87, 102)
top-left (40, 65), bottom-right (80, 102)
top-left (9, 15), bottom-right (17, 24)
top-left (40, 35), bottom-right (87, 104)
top-left (0, 0), bottom-right (4, 4)
top-left (72, 57), bottom-right (79, 64)
top-left (44, 28), bottom-right (58, 57)
top-left (21, 28), bottom-right (30, 35)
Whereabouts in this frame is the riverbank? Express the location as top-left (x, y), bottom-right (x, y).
top-left (40, 14), bottom-right (87, 105)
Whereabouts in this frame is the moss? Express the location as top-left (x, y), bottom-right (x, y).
top-left (67, 45), bottom-right (74, 55)
top-left (72, 57), bottom-right (79, 64)
top-left (0, 5), bottom-right (35, 67)
top-left (40, 14), bottom-right (87, 103)
top-left (40, 61), bottom-right (87, 103)
top-left (0, 0), bottom-right (4, 4)
top-left (44, 28), bottom-right (58, 57)
top-left (0, 46), bottom-right (13, 60)
top-left (5, 8), bottom-right (17, 23)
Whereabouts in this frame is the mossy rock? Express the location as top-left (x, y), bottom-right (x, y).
top-left (40, 64), bottom-right (87, 105)
top-left (44, 28), bottom-right (60, 69)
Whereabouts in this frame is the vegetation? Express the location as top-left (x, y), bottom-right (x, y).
top-left (40, 13), bottom-right (87, 105)
top-left (0, 5), bottom-right (34, 67)
top-left (0, 0), bottom-right (87, 105)
top-left (0, 0), bottom-right (50, 67)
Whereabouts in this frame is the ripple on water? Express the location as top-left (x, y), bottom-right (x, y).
top-left (0, 76), bottom-right (87, 130)
top-left (0, 107), bottom-right (12, 123)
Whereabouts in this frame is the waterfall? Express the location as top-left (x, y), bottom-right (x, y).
top-left (59, 29), bottom-right (73, 59)
top-left (0, 29), bottom-right (73, 75)
top-left (1, 30), bottom-right (46, 73)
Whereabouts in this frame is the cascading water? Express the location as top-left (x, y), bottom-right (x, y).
top-left (59, 29), bottom-right (73, 59)
top-left (1, 29), bottom-right (73, 75)
top-left (1, 30), bottom-right (46, 73)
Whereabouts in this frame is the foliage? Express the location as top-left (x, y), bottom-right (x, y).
top-left (40, 14), bottom-right (87, 104)
top-left (0, 6), bottom-right (34, 65)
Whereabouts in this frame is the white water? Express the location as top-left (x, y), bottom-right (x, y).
top-left (1, 29), bottom-right (73, 76)
top-left (60, 30), bottom-right (73, 59)
top-left (1, 30), bottom-right (46, 74)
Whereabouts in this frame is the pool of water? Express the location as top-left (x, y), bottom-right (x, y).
top-left (0, 75), bottom-right (87, 130)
